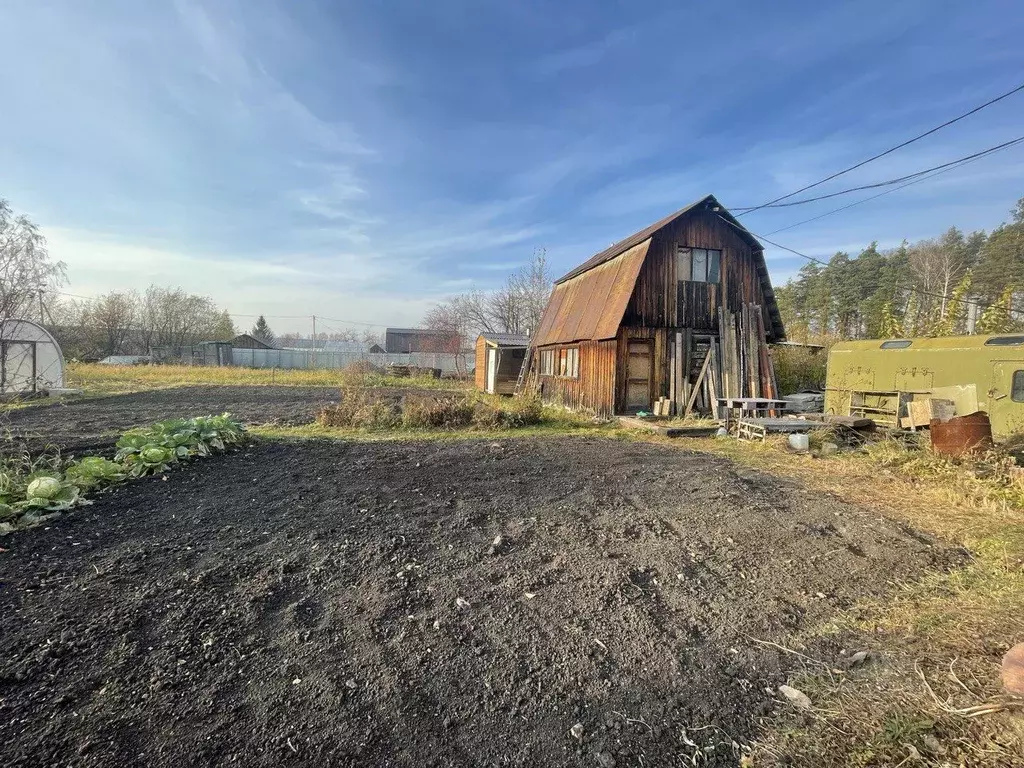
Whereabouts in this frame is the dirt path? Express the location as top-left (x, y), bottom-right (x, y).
top-left (2, 386), bottom-right (339, 453)
top-left (0, 436), bottom-right (957, 767)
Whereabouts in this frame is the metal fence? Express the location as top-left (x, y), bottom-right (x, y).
top-left (228, 348), bottom-right (469, 374)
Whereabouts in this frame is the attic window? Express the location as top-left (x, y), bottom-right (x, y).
top-left (880, 340), bottom-right (912, 349)
top-left (984, 335), bottom-right (1024, 347)
top-left (677, 247), bottom-right (721, 283)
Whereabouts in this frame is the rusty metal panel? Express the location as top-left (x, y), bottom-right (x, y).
top-left (533, 239), bottom-right (650, 346)
top-left (930, 412), bottom-right (993, 457)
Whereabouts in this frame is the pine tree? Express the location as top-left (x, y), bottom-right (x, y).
top-left (976, 284), bottom-right (1018, 334)
top-left (252, 315), bottom-right (275, 345)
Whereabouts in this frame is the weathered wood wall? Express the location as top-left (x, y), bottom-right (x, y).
top-left (622, 209), bottom-right (770, 332)
top-left (536, 340), bottom-right (616, 417)
top-left (474, 337), bottom-right (487, 391)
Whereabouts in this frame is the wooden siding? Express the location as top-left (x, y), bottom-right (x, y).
top-left (622, 209), bottom-right (772, 335)
top-left (536, 340), bottom-right (616, 417)
top-left (474, 336), bottom-right (487, 391)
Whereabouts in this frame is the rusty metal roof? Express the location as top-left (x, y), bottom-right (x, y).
top-left (533, 239), bottom-right (650, 346)
top-left (554, 194), bottom-right (785, 341)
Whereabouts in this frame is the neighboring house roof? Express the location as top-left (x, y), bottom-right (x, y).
top-left (480, 332), bottom-right (531, 346)
top-left (230, 333), bottom-right (276, 349)
top-left (537, 194), bottom-right (784, 344)
top-left (386, 327), bottom-right (453, 336)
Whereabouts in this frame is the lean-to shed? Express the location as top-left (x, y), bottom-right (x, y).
top-left (475, 333), bottom-right (530, 395)
top-left (529, 195), bottom-right (784, 417)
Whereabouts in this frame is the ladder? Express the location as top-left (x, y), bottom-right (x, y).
top-left (514, 346), bottom-right (535, 394)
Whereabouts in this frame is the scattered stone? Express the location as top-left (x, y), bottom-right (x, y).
top-left (455, 597), bottom-right (471, 609)
top-left (778, 684), bottom-right (811, 709)
top-left (524, 592), bottom-right (537, 600)
top-left (487, 535), bottom-right (504, 556)
top-left (595, 751), bottom-right (616, 768)
top-left (345, 678), bottom-right (357, 690)
top-left (570, 722), bottom-right (584, 741)
top-left (842, 650), bottom-right (870, 669)
top-left (819, 442), bottom-right (839, 457)
top-left (1002, 643), bottom-right (1024, 695)
top-left (921, 733), bottom-right (946, 755)
top-left (291, 678), bottom-right (302, 685)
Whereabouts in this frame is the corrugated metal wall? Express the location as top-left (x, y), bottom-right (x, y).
top-left (225, 348), bottom-right (467, 373)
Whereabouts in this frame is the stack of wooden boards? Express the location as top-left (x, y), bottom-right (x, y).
top-left (667, 303), bottom-right (781, 418)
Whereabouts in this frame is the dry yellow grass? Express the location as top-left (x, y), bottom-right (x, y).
top-left (66, 362), bottom-right (464, 395)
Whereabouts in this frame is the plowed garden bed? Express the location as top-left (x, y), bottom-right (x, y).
top-left (0, 434), bottom-right (958, 767)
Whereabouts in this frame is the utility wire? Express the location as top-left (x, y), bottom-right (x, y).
top-left (735, 134), bottom-right (1024, 211)
top-left (736, 80), bottom-right (1024, 216)
top-left (718, 214), bottom-right (1024, 318)
top-left (762, 146), bottom-right (998, 236)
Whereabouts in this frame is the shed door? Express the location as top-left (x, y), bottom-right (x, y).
top-left (625, 341), bottom-right (652, 412)
top-left (486, 348), bottom-right (498, 394)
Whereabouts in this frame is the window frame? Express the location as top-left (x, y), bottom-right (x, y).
top-left (557, 346), bottom-right (579, 379)
top-left (677, 246), bottom-right (722, 284)
top-left (539, 349), bottom-right (555, 376)
top-left (880, 340), bottom-right (913, 349)
top-left (985, 335), bottom-right (1024, 347)
top-left (1012, 370), bottom-right (1024, 403)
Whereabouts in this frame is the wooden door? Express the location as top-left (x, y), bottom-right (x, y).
top-left (486, 348), bottom-right (498, 394)
top-left (625, 340), bottom-right (652, 412)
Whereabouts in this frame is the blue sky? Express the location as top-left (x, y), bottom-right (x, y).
top-left (2, 0), bottom-right (1023, 333)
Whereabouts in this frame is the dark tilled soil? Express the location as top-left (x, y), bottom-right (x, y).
top-left (0, 437), bottom-right (958, 767)
top-left (3, 386), bottom-right (339, 453)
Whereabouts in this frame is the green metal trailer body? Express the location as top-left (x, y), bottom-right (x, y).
top-left (824, 334), bottom-right (1024, 440)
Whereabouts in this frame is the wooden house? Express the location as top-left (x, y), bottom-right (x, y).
top-left (530, 194), bottom-right (785, 417)
top-left (474, 333), bottom-right (530, 395)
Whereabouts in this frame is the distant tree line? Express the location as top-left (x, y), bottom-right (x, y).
top-left (47, 286), bottom-right (237, 360)
top-left (777, 196), bottom-right (1024, 342)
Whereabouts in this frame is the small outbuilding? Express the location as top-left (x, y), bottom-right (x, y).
top-left (475, 333), bottom-right (530, 395)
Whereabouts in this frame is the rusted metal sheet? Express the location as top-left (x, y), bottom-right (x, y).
top-left (930, 412), bottom-right (994, 457)
top-left (533, 239), bottom-right (650, 346)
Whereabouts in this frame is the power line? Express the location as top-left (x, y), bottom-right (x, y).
top-left (762, 147), bottom-right (997, 236)
top-left (737, 80), bottom-right (1024, 216)
top-left (735, 134), bottom-right (1024, 211)
top-left (718, 214), bottom-right (1024, 317)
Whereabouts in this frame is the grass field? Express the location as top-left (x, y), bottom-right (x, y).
top-left (66, 362), bottom-right (464, 395)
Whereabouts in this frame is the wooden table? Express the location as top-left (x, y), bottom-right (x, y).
top-left (716, 397), bottom-right (789, 430)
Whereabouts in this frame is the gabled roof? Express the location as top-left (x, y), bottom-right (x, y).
top-left (546, 194), bottom-right (784, 341)
top-left (480, 332), bottom-right (530, 346)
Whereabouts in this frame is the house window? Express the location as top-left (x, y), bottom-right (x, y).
top-left (677, 247), bottom-right (721, 283)
top-left (1013, 370), bottom-right (1024, 403)
top-left (880, 340), bottom-right (913, 349)
top-left (539, 349), bottom-right (555, 376)
top-left (558, 347), bottom-right (579, 378)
